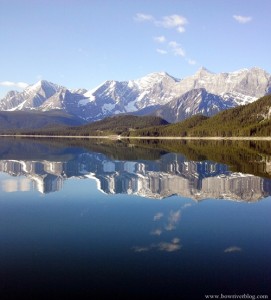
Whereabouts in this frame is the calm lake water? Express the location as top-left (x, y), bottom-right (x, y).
top-left (0, 138), bottom-right (270, 299)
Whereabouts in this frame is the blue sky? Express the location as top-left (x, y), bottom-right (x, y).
top-left (0, 0), bottom-right (270, 97)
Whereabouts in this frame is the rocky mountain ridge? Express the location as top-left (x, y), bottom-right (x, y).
top-left (0, 67), bottom-right (270, 122)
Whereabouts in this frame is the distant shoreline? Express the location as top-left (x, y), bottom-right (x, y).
top-left (1, 134), bottom-right (271, 141)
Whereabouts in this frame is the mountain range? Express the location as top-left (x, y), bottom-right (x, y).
top-left (1, 67), bottom-right (270, 125)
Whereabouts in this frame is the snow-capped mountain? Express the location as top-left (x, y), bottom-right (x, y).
top-left (0, 80), bottom-right (92, 119)
top-left (0, 67), bottom-right (270, 122)
top-left (77, 72), bottom-right (179, 121)
top-left (0, 80), bottom-right (64, 111)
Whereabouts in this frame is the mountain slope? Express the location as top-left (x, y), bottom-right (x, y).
top-left (130, 94), bottom-right (271, 137)
top-left (188, 94), bottom-right (271, 136)
top-left (154, 88), bottom-right (235, 123)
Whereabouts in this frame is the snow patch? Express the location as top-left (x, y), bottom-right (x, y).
top-left (125, 99), bottom-right (137, 112)
top-left (102, 103), bottom-right (115, 112)
top-left (78, 95), bottom-right (95, 106)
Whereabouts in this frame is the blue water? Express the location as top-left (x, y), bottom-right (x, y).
top-left (0, 139), bottom-right (270, 298)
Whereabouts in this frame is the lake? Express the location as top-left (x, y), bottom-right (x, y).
top-left (0, 137), bottom-right (270, 299)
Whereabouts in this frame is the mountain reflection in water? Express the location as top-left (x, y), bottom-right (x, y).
top-left (0, 138), bottom-right (271, 201)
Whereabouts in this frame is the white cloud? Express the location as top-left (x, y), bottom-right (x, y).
top-left (154, 35), bottom-right (166, 43)
top-left (135, 13), bottom-right (188, 33)
top-left (0, 81), bottom-right (28, 89)
top-left (135, 13), bottom-right (191, 59)
top-left (188, 59), bottom-right (196, 65)
top-left (173, 47), bottom-right (185, 57)
top-left (168, 41), bottom-right (179, 48)
top-left (134, 13), bottom-right (154, 22)
top-left (233, 15), bottom-right (252, 24)
top-left (156, 49), bottom-right (167, 55)
top-left (169, 41), bottom-right (185, 57)
top-left (177, 26), bottom-right (185, 33)
top-left (157, 14), bottom-right (188, 33)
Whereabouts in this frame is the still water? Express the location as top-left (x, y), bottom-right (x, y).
top-left (0, 138), bottom-right (270, 298)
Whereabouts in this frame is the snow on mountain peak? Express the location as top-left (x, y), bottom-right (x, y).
top-left (137, 71), bottom-right (178, 81)
top-left (134, 71), bottom-right (179, 89)
top-left (231, 68), bottom-right (249, 75)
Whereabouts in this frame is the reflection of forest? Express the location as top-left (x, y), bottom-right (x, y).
top-left (129, 139), bottom-right (271, 178)
top-left (0, 138), bottom-right (271, 201)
